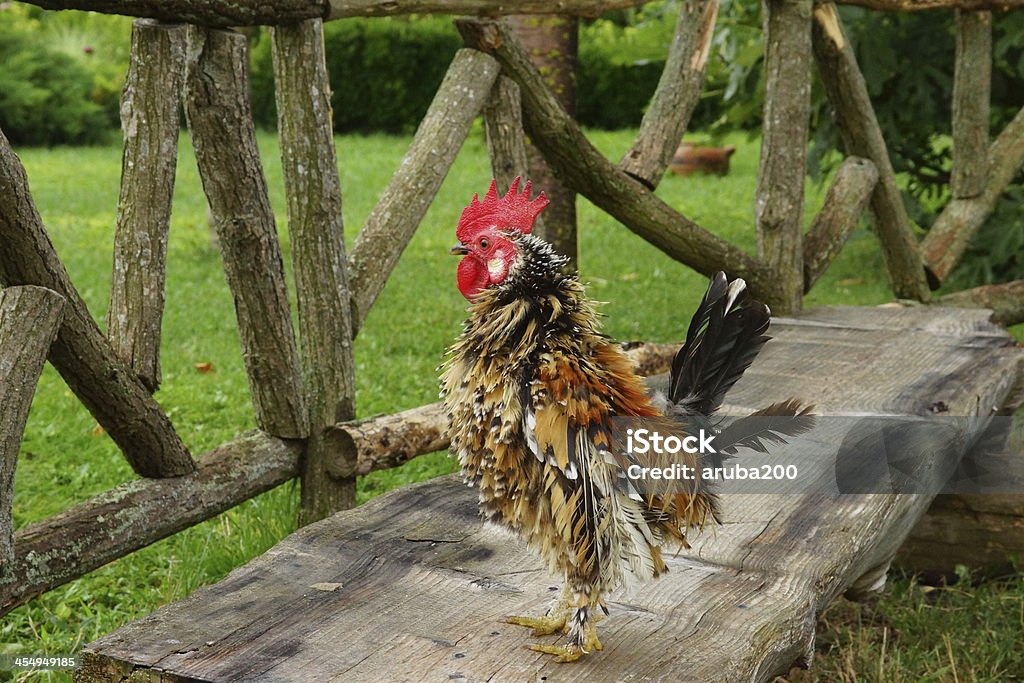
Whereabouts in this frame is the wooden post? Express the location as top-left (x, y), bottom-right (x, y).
top-left (184, 26), bottom-right (308, 439)
top-left (950, 10), bottom-right (991, 199)
top-left (347, 48), bottom-right (499, 333)
top-left (108, 20), bottom-right (187, 393)
top-left (0, 130), bottom-right (195, 478)
top-left (619, 0), bottom-right (719, 189)
top-left (756, 0), bottom-right (812, 314)
top-left (921, 106), bottom-right (1024, 283)
top-left (271, 19), bottom-right (359, 524)
top-left (508, 15), bottom-right (579, 268)
top-left (811, 3), bottom-right (932, 302)
top-left (0, 286), bottom-right (64, 580)
top-left (483, 76), bottom-right (532, 195)
top-left (457, 19), bottom-right (784, 306)
top-left (803, 156), bottom-right (878, 292)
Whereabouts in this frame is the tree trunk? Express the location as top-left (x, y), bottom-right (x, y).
top-left (950, 10), bottom-right (991, 199)
top-left (508, 15), bottom-right (579, 269)
top-left (108, 20), bottom-right (187, 393)
top-left (483, 76), bottom-right (532, 196)
top-left (271, 19), bottom-right (359, 524)
top-left (184, 26), bottom-right (309, 440)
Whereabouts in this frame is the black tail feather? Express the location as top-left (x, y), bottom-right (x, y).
top-left (715, 398), bottom-right (816, 458)
top-left (668, 273), bottom-right (770, 417)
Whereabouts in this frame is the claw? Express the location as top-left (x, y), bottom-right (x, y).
top-left (530, 643), bottom-right (585, 663)
top-left (505, 614), bottom-right (568, 636)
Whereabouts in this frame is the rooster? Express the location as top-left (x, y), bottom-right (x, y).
top-left (441, 178), bottom-right (810, 662)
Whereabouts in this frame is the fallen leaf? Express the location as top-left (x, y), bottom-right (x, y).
top-left (194, 362), bottom-right (216, 374)
top-left (838, 278), bottom-right (864, 286)
top-left (91, 424), bottom-right (105, 437)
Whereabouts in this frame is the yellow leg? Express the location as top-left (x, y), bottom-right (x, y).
top-left (504, 613), bottom-right (568, 637)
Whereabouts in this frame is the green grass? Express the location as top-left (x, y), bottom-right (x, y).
top-left (3, 129), bottom-right (1021, 682)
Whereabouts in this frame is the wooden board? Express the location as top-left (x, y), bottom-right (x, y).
top-left (77, 306), bottom-right (1023, 683)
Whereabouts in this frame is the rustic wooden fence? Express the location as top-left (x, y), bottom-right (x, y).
top-left (1, 0), bottom-right (1023, 618)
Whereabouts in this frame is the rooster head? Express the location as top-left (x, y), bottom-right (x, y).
top-left (451, 177), bottom-right (549, 301)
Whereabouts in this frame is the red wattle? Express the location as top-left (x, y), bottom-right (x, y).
top-left (457, 256), bottom-right (489, 301)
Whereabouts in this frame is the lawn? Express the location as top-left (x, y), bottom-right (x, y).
top-left (2, 128), bottom-right (1022, 682)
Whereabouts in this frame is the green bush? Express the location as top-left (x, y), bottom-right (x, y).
top-left (0, 28), bottom-right (110, 146)
top-left (251, 17), bottom-right (463, 134)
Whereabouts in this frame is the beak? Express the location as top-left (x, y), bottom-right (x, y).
top-left (450, 243), bottom-right (470, 256)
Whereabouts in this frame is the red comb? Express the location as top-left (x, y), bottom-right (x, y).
top-left (456, 177), bottom-right (549, 241)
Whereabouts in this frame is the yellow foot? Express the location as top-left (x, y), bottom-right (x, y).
top-left (529, 643), bottom-right (585, 663)
top-left (504, 614), bottom-right (568, 636)
top-left (584, 625), bottom-right (603, 652)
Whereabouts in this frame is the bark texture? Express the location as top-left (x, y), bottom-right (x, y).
top-left (950, 10), bottom-right (991, 199)
top-left (0, 287), bottom-right (64, 578)
top-left (483, 76), bottom-right (532, 193)
top-left (327, 0), bottom-right (650, 18)
top-left (921, 106), bottom-right (1024, 283)
top-left (619, 0), bottom-right (719, 189)
top-left (803, 156), bottom-right (878, 292)
top-left (271, 19), bottom-right (358, 523)
top-left (508, 15), bottom-right (579, 268)
top-left (184, 26), bottom-right (308, 439)
top-left (0, 130), bottom-right (194, 478)
top-left (811, 3), bottom-right (932, 301)
top-left (834, 0), bottom-right (1023, 10)
top-left (757, 0), bottom-right (813, 314)
top-left (107, 20), bottom-right (187, 393)
top-left (1, 432), bottom-right (302, 617)
top-left (457, 19), bottom-right (784, 308)
top-left (347, 49), bottom-right (499, 333)
top-left (940, 279), bottom-right (1024, 326)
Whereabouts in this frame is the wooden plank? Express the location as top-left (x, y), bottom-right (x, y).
top-left (184, 26), bottom-right (308, 439)
top-left (0, 131), bottom-right (195, 479)
top-left (271, 18), bottom-right (359, 523)
top-left (79, 307), bottom-right (1021, 682)
top-left (0, 287), bottom-right (64, 581)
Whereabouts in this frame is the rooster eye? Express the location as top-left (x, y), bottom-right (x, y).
top-left (480, 238), bottom-right (490, 249)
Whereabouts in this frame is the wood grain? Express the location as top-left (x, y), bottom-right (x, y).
top-left (79, 306), bottom-right (1022, 682)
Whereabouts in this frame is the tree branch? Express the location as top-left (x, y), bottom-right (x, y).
top-left (950, 10), bottom-right (991, 199)
top-left (347, 49), bottom-right (499, 333)
top-left (457, 18), bottom-right (785, 308)
top-left (619, 0), bottom-right (719, 189)
top-left (803, 156), bottom-right (878, 292)
top-left (108, 20), bottom-right (187, 393)
top-left (940, 280), bottom-right (1024, 326)
top-left (0, 130), bottom-right (195, 478)
top-left (811, 3), bottom-right (932, 301)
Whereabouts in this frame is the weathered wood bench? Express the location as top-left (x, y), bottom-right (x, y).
top-left (76, 306), bottom-right (1022, 682)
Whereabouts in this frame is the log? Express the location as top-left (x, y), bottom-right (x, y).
top-left (0, 286), bottom-right (65, 580)
top-left (107, 20), bottom-right (187, 393)
top-left (271, 19), bottom-right (359, 524)
top-left (833, 0), bottom-right (1024, 10)
top-left (347, 49), bottom-right (499, 333)
top-left (184, 26), bottom-right (308, 439)
top-left (950, 10), bottom-right (991, 200)
top-left (811, 3), bottom-right (932, 301)
top-left (921, 106), bottom-right (1024, 283)
top-left (756, 0), bottom-right (813, 315)
top-left (619, 0), bottom-right (719, 189)
top-left (940, 279), bottom-right (1024, 326)
top-left (18, 0), bottom-right (652, 25)
top-left (483, 76), bottom-right (532, 193)
top-left (508, 15), bottom-right (579, 268)
top-left (803, 156), bottom-right (879, 292)
top-left (457, 18), bottom-right (786, 309)
top-left (0, 130), bottom-right (195, 478)
top-left (0, 432), bottom-right (302, 617)
top-left (326, 341), bottom-right (680, 476)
